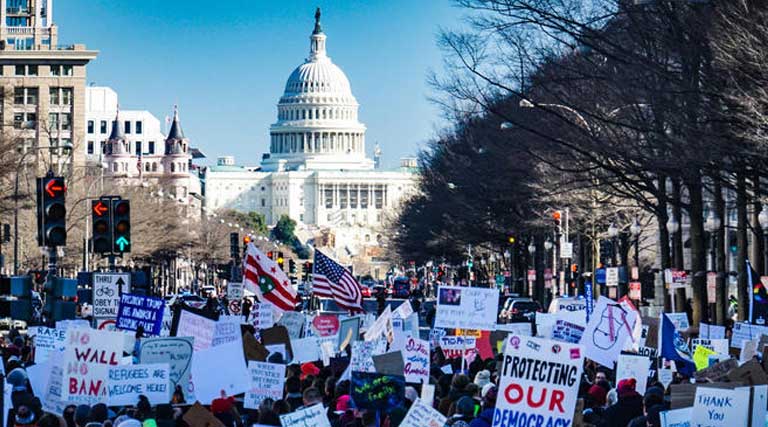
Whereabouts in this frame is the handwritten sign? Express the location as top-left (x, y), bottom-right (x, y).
top-left (176, 309), bottom-right (216, 351)
top-left (212, 316), bottom-right (243, 347)
top-left (351, 340), bottom-right (387, 373)
top-left (116, 293), bottom-right (164, 336)
top-left (731, 322), bottom-right (768, 349)
top-left (495, 335), bottom-right (583, 427)
top-left (401, 398), bottom-right (446, 427)
top-left (691, 339), bottom-right (729, 356)
top-left (279, 403), bottom-right (330, 427)
top-left (350, 372), bottom-right (405, 411)
top-left (138, 337), bottom-right (194, 401)
top-left (616, 354), bottom-right (650, 395)
top-left (30, 326), bottom-right (65, 363)
top-left (278, 312), bottom-right (305, 339)
top-left (435, 285), bottom-right (498, 331)
top-left (660, 407), bottom-right (691, 427)
top-left (550, 320), bottom-right (585, 344)
top-left (107, 363), bottom-right (169, 406)
top-left (403, 337), bottom-right (429, 384)
top-left (245, 362), bottom-right (286, 409)
top-left (62, 328), bottom-right (124, 405)
top-left (580, 296), bottom-right (637, 368)
top-left (251, 303), bottom-right (275, 330)
top-left (691, 387), bottom-right (751, 427)
top-left (699, 323), bottom-right (726, 340)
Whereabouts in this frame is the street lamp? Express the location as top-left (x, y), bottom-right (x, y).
top-left (528, 242), bottom-right (535, 254)
top-left (544, 240), bottom-right (553, 251)
top-left (607, 222), bottom-right (619, 266)
top-left (705, 210), bottom-right (721, 272)
top-left (630, 218), bottom-right (641, 272)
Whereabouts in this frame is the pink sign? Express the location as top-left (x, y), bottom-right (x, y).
top-left (311, 315), bottom-right (340, 337)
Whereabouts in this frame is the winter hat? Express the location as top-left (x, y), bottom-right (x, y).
top-left (481, 383), bottom-right (496, 399)
top-left (335, 394), bottom-right (354, 412)
top-left (451, 374), bottom-right (471, 391)
top-left (474, 370), bottom-right (491, 388)
top-left (588, 384), bottom-right (608, 406)
top-left (404, 386), bottom-right (418, 403)
top-left (300, 362), bottom-right (320, 380)
top-left (456, 396), bottom-right (476, 417)
top-left (617, 378), bottom-right (638, 398)
top-left (6, 367), bottom-right (28, 392)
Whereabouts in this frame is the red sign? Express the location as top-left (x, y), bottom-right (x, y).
top-left (92, 201), bottom-right (108, 216)
top-left (707, 273), bottom-right (717, 304)
top-left (527, 270), bottom-right (536, 282)
top-left (628, 282), bottom-right (641, 300)
top-left (311, 315), bottom-right (340, 337)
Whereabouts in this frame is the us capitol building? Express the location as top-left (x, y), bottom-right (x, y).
top-left (201, 10), bottom-right (418, 277)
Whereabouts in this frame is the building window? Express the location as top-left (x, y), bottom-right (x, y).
top-left (324, 188), bottom-right (333, 209)
top-left (61, 88), bottom-right (72, 105)
top-left (136, 121), bottom-right (142, 134)
top-left (14, 65), bottom-right (23, 76)
top-left (135, 141), bottom-right (142, 156)
top-left (261, 198), bottom-right (266, 207)
top-left (87, 120), bottom-right (94, 134)
top-left (100, 120), bottom-right (107, 134)
top-left (300, 214), bottom-right (304, 222)
top-left (152, 163), bottom-right (157, 172)
top-left (61, 113), bottom-right (71, 130)
top-left (14, 87), bottom-right (37, 105)
top-left (48, 112), bottom-right (59, 129)
top-left (63, 65), bottom-right (73, 76)
top-left (148, 141), bottom-right (155, 154)
top-left (51, 65), bottom-right (73, 76)
top-left (87, 141), bottom-right (94, 155)
top-left (14, 112), bottom-right (35, 129)
top-left (50, 65), bottom-right (60, 76)
top-left (124, 121), bottom-right (131, 134)
top-left (49, 87), bottom-right (59, 105)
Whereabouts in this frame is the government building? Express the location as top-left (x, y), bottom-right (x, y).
top-left (201, 10), bottom-right (418, 277)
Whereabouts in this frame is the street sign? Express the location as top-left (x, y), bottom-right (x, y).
top-left (707, 273), bottom-right (717, 304)
top-left (670, 269), bottom-right (687, 289)
top-left (527, 270), bottom-right (536, 282)
top-left (92, 273), bottom-right (131, 322)
top-left (560, 242), bottom-right (573, 258)
top-left (629, 282), bottom-right (641, 300)
top-left (228, 300), bottom-right (241, 315)
top-left (227, 282), bottom-right (244, 300)
top-left (606, 267), bottom-right (619, 287)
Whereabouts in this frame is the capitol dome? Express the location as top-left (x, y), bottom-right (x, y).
top-left (265, 8), bottom-right (373, 172)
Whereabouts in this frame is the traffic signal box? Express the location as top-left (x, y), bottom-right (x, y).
top-left (92, 197), bottom-right (131, 255)
top-left (0, 276), bottom-right (32, 321)
top-left (112, 200), bottom-right (131, 253)
top-left (36, 176), bottom-right (67, 247)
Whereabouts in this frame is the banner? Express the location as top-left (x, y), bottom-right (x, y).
top-left (244, 361), bottom-right (286, 409)
top-left (138, 337), bottom-right (194, 401)
top-left (401, 398), bottom-right (446, 427)
top-left (616, 354), bottom-right (650, 395)
top-left (176, 308), bottom-right (216, 351)
top-left (402, 337), bottom-right (429, 384)
top-left (107, 363), bottom-right (169, 406)
top-left (580, 296), bottom-right (638, 368)
top-left (62, 328), bottom-right (124, 404)
top-left (279, 403), bottom-right (331, 427)
top-left (350, 371), bottom-right (405, 411)
top-left (30, 326), bottom-right (65, 364)
top-left (435, 285), bottom-right (499, 331)
top-left (116, 293), bottom-right (164, 336)
top-left (494, 335), bottom-right (583, 427)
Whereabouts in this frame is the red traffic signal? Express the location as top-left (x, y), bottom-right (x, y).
top-left (92, 201), bottom-right (108, 217)
top-left (45, 178), bottom-right (65, 197)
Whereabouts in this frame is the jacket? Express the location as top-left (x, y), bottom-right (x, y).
top-left (469, 408), bottom-right (494, 427)
top-left (600, 393), bottom-right (644, 427)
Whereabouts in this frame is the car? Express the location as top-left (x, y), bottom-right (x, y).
top-left (360, 286), bottom-right (372, 298)
top-left (501, 298), bottom-right (543, 323)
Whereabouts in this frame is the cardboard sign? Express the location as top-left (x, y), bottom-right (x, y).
top-left (580, 296), bottom-right (638, 368)
top-left (107, 363), bottom-right (169, 406)
top-left (183, 402), bottom-right (225, 427)
top-left (616, 354), bottom-right (650, 395)
top-left (373, 351), bottom-right (405, 377)
top-left (279, 403), bottom-right (331, 427)
top-left (402, 337), bottom-right (430, 384)
top-left (660, 407), bottom-right (691, 427)
top-left (435, 285), bottom-right (499, 331)
top-left (30, 326), bottom-right (65, 363)
top-left (401, 398), bottom-right (446, 427)
top-left (92, 273), bottom-right (130, 319)
top-left (277, 311), bottom-right (305, 339)
top-left (495, 335), bottom-right (583, 427)
top-left (62, 328), bottom-right (124, 404)
top-left (550, 320), bottom-right (585, 344)
top-left (699, 322), bottom-right (726, 340)
top-left (138, 337), bottom-right (194, 401)
top-left (243, 331), bottom-right (268, 362)
top-left (244, 361), bottom-right (286, 409)
top-left (693, 359), bottom-right (739, 383)
top-left (260, 325), bottom-right (293, 361)
top-left (176, 308), bottom-right (216, 351)
top-left (350, 372), bottom-right (405, 410)
top-left (727, 359), bottom-right (768, 386)
top-left (116, 293), bottom-right (164, 336)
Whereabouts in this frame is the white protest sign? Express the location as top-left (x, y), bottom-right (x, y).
top-left (227, 282), bottom-right (244, 300)
top-left (548, 297), bottom-right (587, 313)
top-left (30, 326), bottom-right (65, 363)
top-left (658, 368), bottom-right (673, 390)
top-left (616, 354), bottom-right (650, 395)
top-left (212, 315), bottom-right (243, 348)
top-left (62, 328), bottom-right (125, 405)
top-left (496, 323), bottom-right (533, 336)
top-left (176, 309), bottom-right (216, 351)
top-left (666, 312), bottom-right (690, 331)
top-left (401, 398), bottom-right (446, 427)
top-left (364, 305), bottom-right (393, 342)
top-left (660, 407), bottom-right (691, 427)
top-left (536, 311), bottom-right (585, 338)
top-left (41, 352), bottom-right (66, 414)
top-left (435, 286), bottom-right (498, 331)
top-left (402, 337), bottom-right (429, 384)
top-left (291, 337), bottom-right (321, 364)
top-left (439, 335), bottom-right (476, 350)
top-left (92, 273), bottom-right (130, 319)
top-left (392, 301), bottom-right (414, 319)
top-left (421, 384), bottom-right (435, 407)
top-left (699, 323), bottom-right (726, 340)
top-left (351, 340), bottom-right (386, 373)
top-left (279, 403), bottom-right (331, 427)
top-left (495, 335), bottom-right (583, 427)
top-left (580, 296), bottom-right (638, 368)
top-left (191, 340), bottom-right (249, 403)
top-left (691, 339), bottom-right (729, 356)
top-left (550, 320), bottom-right (585, 344)
top-left (107, 363), bottom-right (169, 406)
top-left (265, 344), bottom-right (287, 362)
top-left (245, 361), bottom-right (286, 409)
top-left (691, 387), bottom-right (752, 427)
top-left (278, 311), bottom-right (305, 339)
top-left (731, 322), bottom-right (768, 349)
top-left (138, 337), bottom-right (194, 401)
top-left (252, 302), bottom-right (275, 330)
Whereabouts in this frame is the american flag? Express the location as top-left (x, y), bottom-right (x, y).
top-left (312, 250), bottom-right (364, 313)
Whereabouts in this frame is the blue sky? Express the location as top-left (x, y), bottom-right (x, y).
top-left (56, 0), bottom-right (461, 168)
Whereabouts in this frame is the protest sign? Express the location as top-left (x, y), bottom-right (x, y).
top-left (311, 314), bottom-right (340, 337)
top-left (401, 398), bottom-right (446, 427)
top-left (291, 337), bottom-right (321, 363)
top-left (92, 273), bottom-right (130, 320)
top-left (691, 339), bottom-right (729, 356)
top-left (693, 346), bottom-right (717, 371)
top-left (495, 335), bottom-right (583, 427)
top-left (227, 282), bottom-right (244, 300)
top-left (62, 328), bottom-right (124, 405)
top-left (536, 311), bottom-right (585, 338)
top-left (212, 315), bottom-right (243, 347)
top-left (30, 326), bottom-right (65, 363)
top-left (731, 322), bottom-right (768, 349)
top-left (191, 340), bottom-right (249, 402)
top-left (277, 311), bottom-right (305, 339)
top-left (392, 300), bottom-right (414, 319)
top-left (160, 307), bottom-right (172, 337)
top-left (435, 285), bottom-right (498, 331)
top-left (580, 296), bottom-right (638, 368)
top-left (261, 325), bottom-right (293, 361)
top-left (727, 359), bottom-right (768, 386)
top-left (350, 371), bottom-right (405, 411)
top-left (176, 308), bottom-right (216, 351)
top-left (658, 368), bottom-right (673, 390)
top-left (116, 293), bottom-right (164, 336)
top-left (245, 361), bottom-right (286, 409)
top-left (550, 320), bottom-right (585, 344)
top-left (496, 323), bottom-right (532, 336)
top-left (138, 337), bottom-right (194, 401)
top-left (351, 340), bottom-right (387, 372)
top-left (616, 354), bottom-right (650, 394)
top-left (665, 312), bottom-right (690, 331)
top-left (402, 337), bottom-right (430, 384)
top-left (373, 351), bottom-right (405, 377)
top-left (279, 403), bottom-right (331, 427)
top-left (699, 322), bottom-right (726, 340)
top-left (265, 344), bottom-right (287, 362)
top-left (251, 303), bottom-right (275, 330)
top-left (691, 386), bottom-right (755, 427)
top-left (183, 402), bottom-right (225, 427)
top-left (693, 359), bottom-right (738, 383)
top-left (338, 316), bottom-right (360, 352)
top-left (364, 305), bottom-right (393, 342)
top-left (660, 407), bottom-right (691, 427)
top-left (107, 363), bottom-right (169, 406)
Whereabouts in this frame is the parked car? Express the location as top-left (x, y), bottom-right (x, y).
top-left (500, 297), bottom-right (542, 323)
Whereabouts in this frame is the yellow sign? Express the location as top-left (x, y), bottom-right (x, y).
top-left (693, 345), bottom-right (717, 371)
top-left (456, 329), bottom-right (482, 338)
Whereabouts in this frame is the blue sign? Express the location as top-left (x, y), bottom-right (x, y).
top-left (116, 293), bottom-right (164, 336)
top-left (584, 281), bottom-right (593, 322)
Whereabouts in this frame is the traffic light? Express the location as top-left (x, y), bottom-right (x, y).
top-left (267, 251), bottom-right (274, 260)
top-left (277, 252), bottom-right (285, 270)
top-left (111, 199), bottom-right (131, 253)
top-left (303, 261), bottom-right (312, 281)
top-left (36, 175), bottom-right (67, 247)
top-left (230, 232), bottom-right (239, 260)
top-left (31, 270), bottom-right (48, 287)
top-left (289, 259), bottom-right (296, 274)
top-left (508, 236), bottom-right (516, 244)
top-left (92, 199), bottom-right (112, 253)
top-left (552, 210), bottom-right (562, 225)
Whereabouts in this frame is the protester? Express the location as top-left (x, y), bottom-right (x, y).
top-left (601, 379), bottom-right (644, 427)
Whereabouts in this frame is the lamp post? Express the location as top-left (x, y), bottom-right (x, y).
top-left (666, 214), bottom-right (681, 311)
top-left (630, 218), bottom-right (641, 271)
top-left (528, 242), bottom-right (535, 298)
top-left (759, 209), bottom-right (768, 275)
top-left (607, 222), bottom-right (619, 266)
top-left (704, 211), bottom-right (721, 272)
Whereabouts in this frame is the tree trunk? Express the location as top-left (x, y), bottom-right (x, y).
top-left (657, 175), bottom-right (672, 312)
top-left (751, 172), bottom-right (763, 276)
top-left (685, 176), bottom-right (707, 327)
top-left (737, 172), bottom-right (749, 321)
top-left (619, 232), bottom-right (630, 298)
top-left (534, 233), bottom-right (546, 305)
top-left (671, 179), bottom-right (685, 312)
top-left (714, 177), bottom-right (727, 326)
